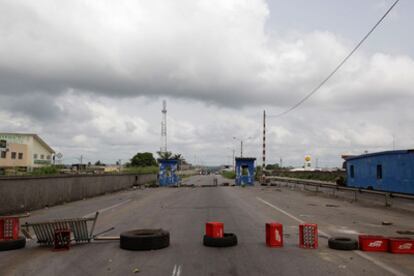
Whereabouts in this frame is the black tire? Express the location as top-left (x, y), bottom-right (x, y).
top-left (203, 233), bottom-right (238, 248)
top-left (120, 229), bottom-right (170, 251)
top-left (328, 237), bottom-right (358, 250)
top-left (0, 237), bottom-right (26, 251)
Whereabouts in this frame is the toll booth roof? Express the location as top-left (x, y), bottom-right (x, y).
top-left (157, 158), bottom-right (179, 163)
top-left (235, 157), bottom-right (256, 161)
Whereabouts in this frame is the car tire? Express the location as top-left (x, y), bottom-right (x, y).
top-left (120, 229), bottom-right (170, 251)
top-left (203, 233), bottom-right (238, 247)
top-left (328, 237), bottom-right (358, 250)
top-left (0, 237), bottom-right (26, 251)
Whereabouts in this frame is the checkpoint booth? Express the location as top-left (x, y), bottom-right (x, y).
top-left (158, 159), bottom-right (180, 186)
top-left (235, 157), bottom-right (256, 186)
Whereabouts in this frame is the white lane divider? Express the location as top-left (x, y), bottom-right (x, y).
top-left (256, 197), bottom-right (407, 276)
top-left (172, 264), bottom-right (182, 276)
top-left (83, 199), bottom-right (131, 218)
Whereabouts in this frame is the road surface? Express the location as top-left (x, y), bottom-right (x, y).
top-left (1, 175), bottom-right (413, 275)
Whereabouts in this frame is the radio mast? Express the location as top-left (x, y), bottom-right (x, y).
top-left (160, 100), bottom-right (167, 154)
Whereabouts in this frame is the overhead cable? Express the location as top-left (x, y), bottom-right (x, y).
top-left (269, 0), bottom-right (400, 118)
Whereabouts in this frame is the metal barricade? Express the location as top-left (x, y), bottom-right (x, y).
top-left (23, 212), bottom-right (99, 246)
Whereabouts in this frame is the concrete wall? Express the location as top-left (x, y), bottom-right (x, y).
top-left (0, 173), bottom-right (156, 215)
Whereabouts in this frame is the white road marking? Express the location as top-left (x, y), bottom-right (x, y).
top-left (83, 199), bottom-right (131, 218)
top-left (172, 264), bottom-right (182, 276)
top-left (354, 251), bottom-right (407, 276)
top-left (256, 197), bottom-right (407, 276)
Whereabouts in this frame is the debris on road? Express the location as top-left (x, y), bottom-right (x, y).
top-left (396, 230), bottom-right (414, 235)
top-left (22, 212), bottom-right (100, 246)
top-left (266, 222), bottom-right (283, 247)
top-left (203, 233), bottom-right (238, 247)
top-left (120, 229), bottom-right (170, 251)
top-left (299, 223), bottom-right (318, 249)
top-left (325, 204), bottom-right (340, 208)
top-left (359, 235), bottom-right (389, 252)
top-left (0, 216), bottom-right (26, 251)
top-left (328, 237), bottom-right (358, 250)
top-left (132, 268), bottom-right (140, 273)
top-left (204, 222), bottom-right (237, 247)
top-left (382, 221), bottom-right (393, 226)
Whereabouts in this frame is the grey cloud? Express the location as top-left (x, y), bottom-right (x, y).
top-left (1, 0), bottom-right (412, 110)
top-left (1, 0), bottom-right (413, 166)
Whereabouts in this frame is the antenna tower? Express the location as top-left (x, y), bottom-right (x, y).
top-left (161, 100), bottom-right (167, 153)
top-left (262, 110), bottom-right (266, 170)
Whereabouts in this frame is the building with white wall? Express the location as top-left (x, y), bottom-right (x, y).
top-left (0, 133), bottom-right (55, 172)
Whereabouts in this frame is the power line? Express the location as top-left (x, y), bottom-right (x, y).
top-left (269, 0), bottom-right (400, 118)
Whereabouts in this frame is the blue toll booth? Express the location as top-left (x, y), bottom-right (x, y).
top-left (235, 157), bottom-right (256, 186)
top-left (158, 159), bottom-right (180, 186)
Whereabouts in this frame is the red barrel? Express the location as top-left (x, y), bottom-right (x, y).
top-left (205, 222), bottom-right (224, 238)
top-left (359, 235), bottom-right (389, 252)
top-left (266, 223), bottom-right (283, 247)
top-left (299, 223), bottom-right (318, 249)
top-left (389, 237), bottom-right (414, 254)
top-left (0, 217), bottom-right (20, 240)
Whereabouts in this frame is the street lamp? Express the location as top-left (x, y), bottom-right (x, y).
top-left (233, 136), bottom-right (253, 158)
top-left (226, 147), bottom-right (235, 171)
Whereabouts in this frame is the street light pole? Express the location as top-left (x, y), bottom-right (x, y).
top-left (233, 136), bottom-right (252, 158)
top-left (232, 149), bottom-right (235, 171)
top-left (240, 140), bottom-right (243, 158)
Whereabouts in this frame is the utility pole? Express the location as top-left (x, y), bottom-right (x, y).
top-left (240, 140), bottom-right (243, 158)
top-left (232, 149), bottom-right (235, 171)
top-left (78, 155), bottom-right (83, 172)
top-left (160, 100), bottom-right (167, 154)
top-left (262, 110), bottom-right (266, 171)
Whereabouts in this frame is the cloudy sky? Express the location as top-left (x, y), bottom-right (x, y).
top-left (1, 0), bottom-right (413, 167)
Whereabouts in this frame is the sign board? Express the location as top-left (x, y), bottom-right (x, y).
top-left (34, 160), bottom-right (52, 165)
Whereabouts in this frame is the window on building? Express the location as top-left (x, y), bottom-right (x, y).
top-left (33, 154), bottom-right (38, 159)
top-left (377, 164), bottom-right (382, 180)
top-left (18, 153), bottom-right (23, 160)
top-left (1, 151), bottom-right (6, 159)
top-left (40, 154), bottom-right (44, 160)
top-left (350, 165), bottom-right (354, 178)
top-left (47, 155), bottom-right (51, 160)
top-left (11, 152), bottom-right (16, 159)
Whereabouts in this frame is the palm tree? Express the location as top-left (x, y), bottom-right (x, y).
top-left (172, 154), bottom-right (185, 171)
top-left (157, 151), bottom-right (173, 160)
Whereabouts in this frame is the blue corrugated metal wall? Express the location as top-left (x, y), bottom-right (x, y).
top-left (346, 151), bottom-right (414, 194)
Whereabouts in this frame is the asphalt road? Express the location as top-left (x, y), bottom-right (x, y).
top-left (1, 175), bottom-right (413, 276)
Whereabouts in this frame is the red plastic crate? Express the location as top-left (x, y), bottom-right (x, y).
top-left (266, 222), bottom-right (283, 247)
top-left (205, 222), bottom-right (224, 238)
top-left (299, 223), bottom-right (318, 249)
top-left (359, 235), bottom-right (389, 252)
top-left (54, 229), bottom-right (71, 251)
top-left (389, 238), bottom-right (414, 254)
top-left (0, 217), bottom-right (20, 240)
